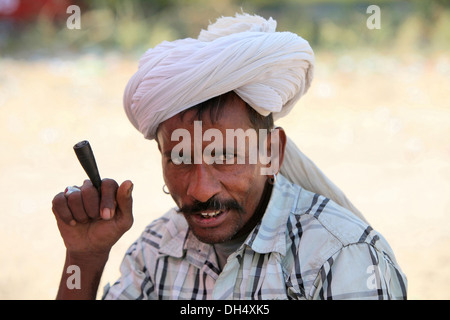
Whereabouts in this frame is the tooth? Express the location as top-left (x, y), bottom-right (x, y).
top-left (200, 211), bottom-right (221, 218)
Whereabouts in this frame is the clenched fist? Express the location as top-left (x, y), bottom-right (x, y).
top-left (52, 178), bottom-right (134, 257)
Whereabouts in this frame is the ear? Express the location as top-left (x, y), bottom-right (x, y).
top-left (155, 131), bottom-right (162, 152)
top-left (260, 126), bottom-right (287, 176)
top-left (270, 127), bottom-right (287, 174)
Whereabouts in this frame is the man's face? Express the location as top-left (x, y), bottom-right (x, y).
top-left (157, 98), bottom-right (272, 244)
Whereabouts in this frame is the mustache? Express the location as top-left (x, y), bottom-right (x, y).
top-left (177, 196), bottom-right (245, 215)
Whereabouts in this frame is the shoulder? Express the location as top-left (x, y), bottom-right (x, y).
top-left (284, 187), bottom-right (407, 299)
top-left (290, 187), bottom-right (383, 251)
top-left (273, 175), bottom-right (371, 248)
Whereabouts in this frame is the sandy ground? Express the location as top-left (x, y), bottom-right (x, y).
top-left (0, 50), bottom-right (449, 300)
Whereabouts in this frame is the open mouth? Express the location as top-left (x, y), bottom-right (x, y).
top-left (199, 210), bottom-right (222, 219)
top-left (189, 209), bottom-right (229, 228)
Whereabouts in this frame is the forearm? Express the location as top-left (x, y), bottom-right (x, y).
top-left (56, 250), bottom-right (109, 300)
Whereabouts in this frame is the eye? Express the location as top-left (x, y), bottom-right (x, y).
top-left (170, 156), bottom-right (182, 165)
top-left (168, 154), bottom-right (191, 165)
top-left (216, 152), bottom-right (236, 163)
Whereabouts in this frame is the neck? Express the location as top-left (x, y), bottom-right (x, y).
top-left (231, 180), bottom-right (274, 240)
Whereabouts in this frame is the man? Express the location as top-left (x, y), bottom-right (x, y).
top-left (52, 13), bottom-right (407, 300)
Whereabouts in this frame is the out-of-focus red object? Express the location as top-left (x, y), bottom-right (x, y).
top-left (0, 0), bottom-right (73, 21)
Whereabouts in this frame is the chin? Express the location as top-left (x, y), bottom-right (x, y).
top-left (184, 209), bottom-right (243, 244)
top-left (191, 230), bottom-right (234, 245)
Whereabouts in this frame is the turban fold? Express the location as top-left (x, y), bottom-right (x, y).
top-left (124, 13), bottom-right (313, 140)
top-left (123, 13), bottom-right (367, 222)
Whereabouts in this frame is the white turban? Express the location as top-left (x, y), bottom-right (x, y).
top-left (123, 13), bottom-right (367, 222)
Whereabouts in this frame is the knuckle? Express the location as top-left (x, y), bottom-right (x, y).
top-left (54, 191), bottom-right (65, 200)
top-left (120, 217), bottom-right (134, 232)
top-left (81, 184), bottom-right (99, 204)
top-left (102, 178), bottom-right (119, 188)
top-left (66, 192), bottom-right (81, 204)
top-left (81, 184), bottom-right (95, 198)
top-left (82, 179), bottom-right (93, 188)
top-left (52, 192), bottom-right (66, 207)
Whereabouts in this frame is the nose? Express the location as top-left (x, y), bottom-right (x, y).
top-left (186, 164), bottom-right (221, 203)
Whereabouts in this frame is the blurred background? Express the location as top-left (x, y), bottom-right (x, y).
top-left (0, 0), bottom-right (449, 300)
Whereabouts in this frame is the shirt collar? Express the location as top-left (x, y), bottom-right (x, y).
top-left (244, 174), bottom-right (298, 256)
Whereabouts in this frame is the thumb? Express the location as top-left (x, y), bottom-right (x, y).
top-left (115, 180), bottom-right (134, 231)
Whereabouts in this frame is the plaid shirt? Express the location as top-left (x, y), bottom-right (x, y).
top-left (103, 174), bottom-right (407, 300)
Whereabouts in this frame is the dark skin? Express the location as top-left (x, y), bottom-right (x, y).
top-left (156, 99), bottom-right (286, 244)
top-left (52, 179), bottom-right (134, 299)
top-left (51, 96), bottom-right (286, 299)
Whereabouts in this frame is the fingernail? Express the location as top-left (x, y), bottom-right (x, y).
top-left (127, 183), bottom-right (134, 197)
top-left (70, 220), bottom-right (77, 226)
top-left (102, 208), bottom-right (111, 220)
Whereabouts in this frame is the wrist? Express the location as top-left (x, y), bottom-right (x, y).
top-left (57, 250), bottom-right (109, 300)
top-left (66, 250), bottom-right (109, 267)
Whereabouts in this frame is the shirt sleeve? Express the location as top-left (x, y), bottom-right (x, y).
top-left (310, 242), bottom-right (407, 300)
